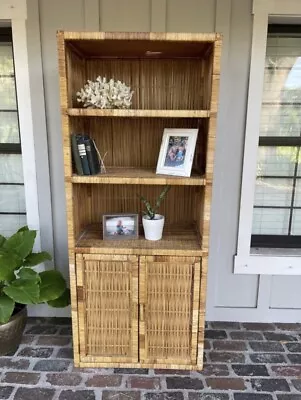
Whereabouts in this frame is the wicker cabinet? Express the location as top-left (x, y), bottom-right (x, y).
top-left (139, 256), bottom-right (201, 366)
top-left (76, 254), bottom-right (201, 368)
top-left (75, 254), bottom-right (139, 364)
top-left (57, 31), bottom-right (221, 370)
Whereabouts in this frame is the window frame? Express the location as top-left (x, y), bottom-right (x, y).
top-left (251, 25), bottom-right (301, 248)
top-left (0, 27), bottom-right (26, 228)
top-left (234, 0), bottom-right (301, 275)
top-left (0, 1), bottom-right (41, 248)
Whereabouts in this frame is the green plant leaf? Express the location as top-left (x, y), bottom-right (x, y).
top-left (154, 185), bottom-right (170, 213)
top-left (140, 195), bottom-right (155, 218)
top-left (47, 288), bottom-right (70, 308)
top-left (3, 230), bottom-right (36, 260)
top-left (39, 270), bottom-right (66, 302)
top-left (18, 268), bottom-right (40, 283)
top-left (0, 253), bottom-right (20, 281)
top-left (0, 235), bottom-right (6, 248)
top-left (17, 226), bottom-right (29, 233)
top-left (24, 252), bottom-right (52, 267)
top-left (4, 279), bottom-right (40, 304)
top-left (5, 270), bottom-right (16, 283)
top-left (0, 293), bottom-right (15, 324)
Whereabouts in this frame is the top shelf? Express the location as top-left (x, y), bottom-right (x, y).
top-left (60, 31), bottom-right (219, 59)
top-left (65, 109), bottom-right (211, 118)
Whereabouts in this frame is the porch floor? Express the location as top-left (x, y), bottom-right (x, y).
top-left (1, 319), bottom-right (301, 399)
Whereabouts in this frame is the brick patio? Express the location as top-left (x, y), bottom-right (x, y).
top-left (1, 319), bottom-right (301, 399)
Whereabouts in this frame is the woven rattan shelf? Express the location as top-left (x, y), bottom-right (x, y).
top-left (75, 224), bottom-right (206, 256)
top-left (66, 109), bottom-right (211, 118)
top-left (58, 30), bottom-right (221, 371)
top-left (69, 168), bottom-right (205, 186)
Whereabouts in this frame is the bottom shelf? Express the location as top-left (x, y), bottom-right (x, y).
top-left (75, 224), bottom-right (206, 256)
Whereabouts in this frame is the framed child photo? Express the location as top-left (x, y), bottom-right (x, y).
top-left (156, 129), bottom-right (198, 177)
top-left (102, 214), bottom-right (139, 240)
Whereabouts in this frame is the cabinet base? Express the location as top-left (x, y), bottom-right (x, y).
top-left (74, 361), bottom-right (203, 371)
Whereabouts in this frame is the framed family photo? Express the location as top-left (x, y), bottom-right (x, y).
top-left (102, 214), bottom-right (139, 240)
top-left (156, 129), bottom-right (198, 177)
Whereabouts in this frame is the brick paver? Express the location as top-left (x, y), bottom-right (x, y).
top-left (1, 319), bottom-right (301, 399)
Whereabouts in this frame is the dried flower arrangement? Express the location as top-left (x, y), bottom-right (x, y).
top-left (77, 76), bottom-right (134, 109)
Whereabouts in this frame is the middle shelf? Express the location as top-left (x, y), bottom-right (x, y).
top-left (69, 167), bottom-right (206, 186)
top-left (75, 223), bottom-right (206, 256)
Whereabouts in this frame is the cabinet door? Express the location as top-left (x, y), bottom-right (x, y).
top-left (139, 256), bottom-right (201, 367)
top-left (76, 254), bottom-right (138, 363)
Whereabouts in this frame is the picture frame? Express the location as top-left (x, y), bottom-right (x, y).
top-left (102, 213), bottom-right (139, 240)
top-left (156, 128), bottom-right (199, 177)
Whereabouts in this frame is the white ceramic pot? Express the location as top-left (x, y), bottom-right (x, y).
top-left (142, 214), bottom-right (165, 241)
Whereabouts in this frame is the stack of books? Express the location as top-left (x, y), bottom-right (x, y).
top-left (71, 134), bottom-right (101, 175)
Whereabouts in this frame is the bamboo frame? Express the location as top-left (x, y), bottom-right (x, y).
top-left (66, 109), bottom-right (210, 118)
top-left (61, 31), bottom-right (219, 42)
top-left (69, 168), bottom-right (206, 186)
top-left (57, 31), bottom-right (222, 370)
top-left (198, 256), bottom-right (208, 369)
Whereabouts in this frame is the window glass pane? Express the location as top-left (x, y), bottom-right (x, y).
top-left (0, 214), bottom-right (27, 237)
top-left (266, 37), bottom-right (301, 69)
top-left (0, 111), bottom-right (19, 143)
top-left (297, 158), bottom-right (301, 176)
top-left (257, 146), bottom-right (297, 177)
top-left (262, 67), bottom-right (301, 104)
top-left (0, 77), bottom-right (17, 109)
top-left (0, 154), bottom-right (23, 183)
top-left (254, 178), bottom-right (293, 207)
top-left (252, 208), bottom-right (289, 235)
top-left (0, 32), bottom-right (26, 239)
top-left (291, 210), bottom-right (301, 235)
top-left (0, 185), bottom-right (25, 213)
top-left (293, 180), bottom-right (301, 207)
top-left (0, 43), bottom-right (13, 75)
top-left (261, 36), bottom-right (301, 138)
top-left (260, 105), bottom-right (301, 137)
top-left (252, 33), bottom-right (301, 244)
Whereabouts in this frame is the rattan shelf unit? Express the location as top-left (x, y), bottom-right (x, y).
top-left (57, 31), bottom-right (221, 370)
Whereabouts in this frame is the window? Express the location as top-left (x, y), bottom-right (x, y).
top-left (251, 26), bottom-right (301, 248)
top-left (235, 1), bottom-right (301, 274)
top-left (0, 27), bottom-right (26, 236)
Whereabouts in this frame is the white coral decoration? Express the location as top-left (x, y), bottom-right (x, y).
top-left (76, 76), bottom-right (134, 109)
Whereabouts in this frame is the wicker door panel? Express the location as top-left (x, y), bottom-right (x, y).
top-left (139, 256), bottom-right (201, 366)
top-left (76, 254), bottom-right (138, 363)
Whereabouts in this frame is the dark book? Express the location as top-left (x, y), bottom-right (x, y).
top-left (77, 135), bottom-right (91, 175)
top-left (71, 134), bottom-right (84, 175)
top-left (84, 136), bottom-right (101, 175)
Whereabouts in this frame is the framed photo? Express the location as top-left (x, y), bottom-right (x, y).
top-left (156, 129), bottom-right (198, 177)
top-left (102, 214), bottom-right (139, 240)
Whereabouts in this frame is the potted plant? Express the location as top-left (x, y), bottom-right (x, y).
top-left (140, 185), bottom-right (171, 241)
top-left (0, 226), bottom-right (70, 355)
